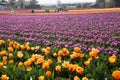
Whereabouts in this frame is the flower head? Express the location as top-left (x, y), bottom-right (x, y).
top-left (46, 71), bottom-right (51, 78)
top-left (1, 75), bottom-right (9, 80)
top-left (109, 55), bottom-right (116, 64)
top-left (55, 65), bottom-right (61, 72)
top-left (73, 76), bottom-right (80, 80)
top-left (112, 70), bottom-right (120, 80)
top-left (38, 76), bottom-right (44, 80)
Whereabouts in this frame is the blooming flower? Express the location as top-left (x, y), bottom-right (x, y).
top-left (0, 40), bottom-right (5, 45)
top-left (74, 47), bottom-right (81, 53)
top-left (89, 48), bottom-right (99, 59)
top-left (1, 75), bottom-right (9, 80)
top-left (24, 59), bottom-right (32, 67)
top-left (9, 60), bottom-right (14, 64)
top-left (82, 77), bottom-right (88, 80)
top-left (0, 51), bottom-right (6, 56)
top-left (20, 45), bottom-right (25, 50)
top-left (76, 66), bottom-right (84, 75)
top-left (55, 65), bottom-right (61, 72)
top-left (112, 70), bottom-right (120, 80)
top-left (53, 53), bottom-right (57, 57)
top-left (18, 62), bottom-right (23, 67)
top-left (17, 51), bottom-right (23, 58)
top-left (73, 76), bottom-right (80, 80)
top-left (109, 55), bottom-right (116, 64)
top-left (38, 76), bottom-right (44, 80)
top-left (68, 64), bottom-right (75, 73)
top-left (84, 60), bottom-right (90, 66)
top-left (27, 66), bottom-right (32, 71)
top-left (42, 62), bottom-right (50, 70)
top-left (45, 71), bottom-right (51, 78)
top-left (47, 59), bottom-right (53, 65)
top-left (8, 47), bottom-right (13, 52)
top-left (3, 56), bottom-right (7, 61)
top-left (62, 61), bottom-right (70, 68)
top-left (8, 53), bottom-right (13, 59)
top-left (0, 62), bottom-right (4, 68)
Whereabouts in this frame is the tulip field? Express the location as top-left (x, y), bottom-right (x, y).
top-left (0, 9), bottom-right (120, 80)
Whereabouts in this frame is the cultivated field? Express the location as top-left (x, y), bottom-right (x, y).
top-left (0, 8), bottom-right (120, 80)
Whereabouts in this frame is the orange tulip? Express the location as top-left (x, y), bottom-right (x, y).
top-left (0, 62), bottom-right (4, 68)
top-left (76, 66), bottom-right (84, 75)
top-left (47, 59), bottom-right (53, 65)
top-left (89, 48), bottom-right (99, 58)
top-left (62, 61), bottom-right (70, 68)
top-left (9, 41), bottom-right (13, 47)
top-left (57, 56), bottom-right (62, 63)
top-left (84, 61), bottom-right (90, 66)
top-left (55, 65), bottom-right (61, 72)
top-left (38, 76), bottom-right (44, 80)
top-left (0, 50), bottom-right (6, 56)
top-left (37, 58), bottom-right (45, 64)
top-left (3, 56), bottom-right (7, 61)
top-left (27, 66), bottom-right (32, 71)
top-left (62, 48), bottom-right (69, 56)
top-left (68, 64), bottom-right (75, 73)
top-left (42, 62), bottom-right (49, 70)
top-left (26, 47), bottom-right (31, 51)
top-left (74, 47), bottom-right (80, 53)
top-left (46, 71), bottom-right (51, 78)
top-left (79, 54), bottom-right (84, 58)
top-left (1, 75), bottom-right (9, 80)
top-left (46, 47), bottom-right (51, 51)
top-left (82, 77), bottom-right (88, 80)
top-left (70, 54), bottom-right (76, 59)
top-left (58, 50), bottom-right (63, 56)
top-left (112, 70), bottom-right (120, 80)
top-left (8, 47), bottom-right (13, 52)
top-left (9, 60), bottom-right (14, 64)
top-left (53, 53), bottom-right (57, 57)
top-left (17, 51), bottom-right (23, 58)
top-left (18, 62), bottom-right (23, 67)
top-left (24, 59), bottom-right (32, 67)
top-left (0, 40), bottom-right (5, 45)
top-left (73, 76), bottom-right (80, 80)
top-left (31, 47), bottom-right (35, 51)
top-left (7, 39), bottom-right (11, 42)
top-left (109, 55), bottom-right (116, 64)
top-left (20, 45), bottom-right (25, 50)
top-left (13, 41), bottom-right (19, 49)
top-left (8, 53), bottom-right (13, 59)
top-left (35, 46), bottom-right (40, 50)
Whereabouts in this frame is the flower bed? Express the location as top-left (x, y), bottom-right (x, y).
top-left (0, 39), bottom-right (119, 80)
top-left (0, 12), bottom-right (120, 79)
top-left (0, 13), bottom-right (119, 54)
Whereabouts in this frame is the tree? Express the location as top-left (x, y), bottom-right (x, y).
top-left (18, 0), bottom-right (25, 9)
top-left (114, 0), bottom-right (120, 7)
top-left (95, 0), bottom-right (106, 8)
top-left (8, 0), bottom-right (16, 8)
top-left (30, 0), bottom-right (38, 5)
top-left (105, 0), bottom-right (115, 8)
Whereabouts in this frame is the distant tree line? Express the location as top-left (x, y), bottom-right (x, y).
top-left (0, 0), bottom-right (41, 9)
top-left (95, 0), bottom-right (120, 8)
